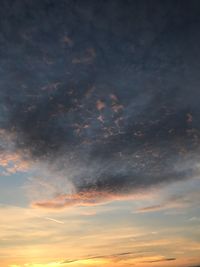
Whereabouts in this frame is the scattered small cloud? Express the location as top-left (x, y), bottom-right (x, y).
top-left (72, 48), bottom-right (96, 64)
top-left (96, 99), bottom-right (106, 111)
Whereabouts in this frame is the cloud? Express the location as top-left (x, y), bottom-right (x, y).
top-left (0, 151), bottom-right (31, 174)
top-left (61, 251), bottom-right (157, 265)
top-left (141, 257), bottom-right (176, 263)
top-left (134, 187), bottom-right (200, 214)
top-left (79, 210), bottom-right (97, 216)
top-left (136, 204), bottom-right (166, 213)
top-left (1, 0), bottom-right (200, 207)
top-left (0, 130), bottom-right (31, 175)
top-left (135, 200), bottom-right (186, 213)
top-left (44, 217), bottom-right (64, 224)
top-left (31, 190), bottom-right (146, 209)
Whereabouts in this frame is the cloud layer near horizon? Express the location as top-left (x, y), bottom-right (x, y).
top-left (1, 0), bottom-right (200, 207)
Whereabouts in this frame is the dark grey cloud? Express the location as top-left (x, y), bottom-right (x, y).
top-left (141, 257), bottom-right (176, 263)
top-left (62, 253), bottom-right (176, 265)
top-left (62, 251), bottom-right (146, 264)
top-left (1, 0), bottom-right (200, 202)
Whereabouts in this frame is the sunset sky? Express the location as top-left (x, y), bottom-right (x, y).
top-left (0, 1), bottom-right (200, 267)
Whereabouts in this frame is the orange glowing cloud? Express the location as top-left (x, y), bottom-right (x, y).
top-left (0, 151), bottom-right (31, 174)
top-left (0, 129), bottom-right (31, 174)
top-left (96, 100), bottom-right (106, 111)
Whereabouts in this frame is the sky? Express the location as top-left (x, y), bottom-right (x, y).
top-left (0, 0), bottom-right (200, 266)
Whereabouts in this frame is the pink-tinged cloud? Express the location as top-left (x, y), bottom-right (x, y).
top-left (31, 190), bottom-right (149, 210)
top-left (96, 99), bottom-right (106, 111)
top-left (135, 188), bottom-right (200, 214)
top-left (135, 198), bottom-right (188, 213)
top-left (0, 151), bottom-right (31, 174)
top-left (0, 129), bottom-right (31, 174)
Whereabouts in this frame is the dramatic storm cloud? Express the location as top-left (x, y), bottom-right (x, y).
top-left (1, 0), bottom-right (200, 207)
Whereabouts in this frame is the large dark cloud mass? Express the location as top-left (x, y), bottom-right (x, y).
top-left (1, 0), bottom-right (200, 201)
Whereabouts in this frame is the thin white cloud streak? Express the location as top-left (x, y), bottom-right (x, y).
top-left (44, 217), bottom-right (65, 224)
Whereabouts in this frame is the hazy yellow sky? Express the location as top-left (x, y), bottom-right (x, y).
top-left (1, 147), bottom-right (200, 267)
top-left (1, 178), bottom-right (200, 267)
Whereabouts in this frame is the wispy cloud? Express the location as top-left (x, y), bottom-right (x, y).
top-left (31, 190), bottom-right (152, 210)
top-left (134, 185), bottom-right (200, 214)
top-left (44, 217), bottom-right (65, 224)
top-left (135, 200), bottom-right (186, 213)
top-left (141, 257), bottom-right (176, 263)
top-left (61, 251), bottom-right (136, 264)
